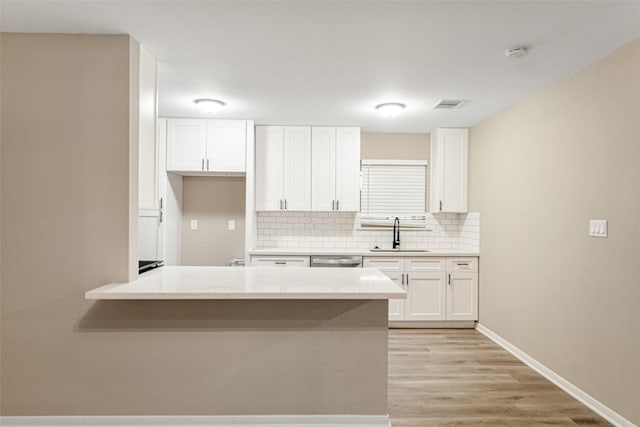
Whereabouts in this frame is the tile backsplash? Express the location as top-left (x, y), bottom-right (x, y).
top-left (256, 212), bottom-right (480, 251)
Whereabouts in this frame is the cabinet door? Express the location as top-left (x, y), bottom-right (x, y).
top-left (386, 272), bottom-right (405, 321)
top-left (283, 126), bottom-right (311, 211)
top-left (206, 120), bottom-right (246, 172)
top-left (405, 272), bottom-right (447, 321)
top-left (311, 127), bottom-right (336, 211)
top-left (446, 272), bottom-right (478, 321)
top-left (166, 119), bottom-right (206, 172)
top-left (255, 126), bottom-right (284, 211)
top-left (335, 127), bottom-right (361, 212)
top-left (430, 128), bottom-right (468, 213)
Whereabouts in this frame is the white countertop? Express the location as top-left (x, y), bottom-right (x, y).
top-left (249, 248), bottom-right (480, 257)
top-left (85, 266), bottom-right (407, 300)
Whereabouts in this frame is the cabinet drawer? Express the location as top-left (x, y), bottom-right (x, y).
top-left (363, 257), bottom-right (404, 272)
top-left (251, 256), bottom-right (310, 267)
top-left (446, 257), bottom-right (478, 272)
top-left (405, 257), bottom-right (446, 272)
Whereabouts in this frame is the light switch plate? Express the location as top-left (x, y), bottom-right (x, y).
top-left (190, 219), bottom-right (198, 230)
top-left (589, 219), bottom-right (607, 237)
top-left (228, 220), bottom-right (236, 231)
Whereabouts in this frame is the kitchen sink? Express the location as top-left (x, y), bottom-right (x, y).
top-left (369, 248), bottom-right (430, 252)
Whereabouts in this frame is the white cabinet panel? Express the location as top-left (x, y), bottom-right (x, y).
top-left (447, 272), bottom-right (478, 321)
top-left (166, 119), bottom-right (206, 172)
top-left (334, 127), bottom-right (361, 212)
top-left (167, 119), bottom-right (247, 175)
top-left (366, 255), bottom-right (478, 323)
top-left (311, 127), bottom-right (336, 211)
top-left (363, 257), bottom-right (405, 272)
top-left (387, 272), bottom-right (405, 321)
top-left (405, 257), bottom-right (445, 272)
top-left (446, 257), bottom-right (478, 272)
top-left (283, 126), bottom-right (312, 211)
top-left (256, 126), bottom-right (311, 211)
top-left (311, 127), bottom-right (360, 211)
top-left (206, 120), bottom-right (246, 172)
top-left (405, 273), bottom-right (447, 321)
top-left (255, 126), bottom-right (285, 211)
top-left (430, 128), bottom-right (468, 213)
top-left (250, 256), bottom-right (310, 267)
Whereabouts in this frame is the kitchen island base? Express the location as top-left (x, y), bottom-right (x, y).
top-left (76, 298), bottom-right (390, 418)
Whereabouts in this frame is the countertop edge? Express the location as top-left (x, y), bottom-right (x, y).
top-left (249, 248), bottom-right (480, 257)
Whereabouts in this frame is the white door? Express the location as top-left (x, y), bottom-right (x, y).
top-left (364, 257), bottom-right (406, 321)
top-left (440, 128), bottom-right (468, 212)
top-left (206, 120), bottom-right (246, 172)
top-left (311, 127), bottom-right (336, 211)
top-left (334, 127), bottom-right (361, 211)
top-left (255, 126), bottom-right (284, 211)
top-left (446, 272), bottom-right (478, 321)
top-left (387, 272), bottom-right (406, 321)
top-left (405, 272), bottom-right (447, 321)
top-left (166, 119), bottom-right (206, 172)
top-left (283, 126), bottom-right (311, 211)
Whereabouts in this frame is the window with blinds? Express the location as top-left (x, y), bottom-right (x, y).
top-left (360, 159), bottom-right (427, 227)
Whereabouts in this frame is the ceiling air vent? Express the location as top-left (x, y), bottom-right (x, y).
top-left (432, 99), bottom-right (465, 110)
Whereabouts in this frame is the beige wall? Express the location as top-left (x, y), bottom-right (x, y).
top-left (1, 34), bottom-right (385, 416)
top-left (181, 177), bottom-right (246, 266)
top-left (0, 33), bottom-right (137, 413)
top-left (469, 39), bottom-right (640, 424)
top-left (361, 132), bottom-right (429, 160)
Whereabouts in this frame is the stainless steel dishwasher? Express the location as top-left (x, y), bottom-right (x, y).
top-left (310, 255), bottom-right (363, 268)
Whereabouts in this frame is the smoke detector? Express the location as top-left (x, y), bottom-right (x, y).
top-left (432, 99), bottom-right (465, 110)
top-left (505, 47), bottom-right (529, 59)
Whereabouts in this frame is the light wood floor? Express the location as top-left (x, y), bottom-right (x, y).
top-left (388, 329), bottom-right (612, 427)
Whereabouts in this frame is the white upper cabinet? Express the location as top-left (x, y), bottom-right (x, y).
top-left (166, 119), bottom-right (207, 172)
top-left (255, 126), bottom-right (311, 211)
top-left (206, 120), bottom-right (247, 173)
top-left (166, 118), bottom-right (246, 175)
top-left (311, 127), bottom-right (361, 211)
top-left (430, 128), bottom-right (468, 213)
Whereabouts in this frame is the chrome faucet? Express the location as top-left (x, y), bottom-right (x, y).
top-left (392, 217), bottom-right (401, 249)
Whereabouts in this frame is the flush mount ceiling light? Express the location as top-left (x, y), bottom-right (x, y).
top-left (375, 102), bottom-right (406, 118)
top-left (505, 47), bottom-right (529, 59)
top-left (194, 98), bottom-right (226, 114)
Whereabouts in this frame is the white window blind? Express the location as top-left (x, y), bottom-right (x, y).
top-left (360, 160), bottom-right (427, 227)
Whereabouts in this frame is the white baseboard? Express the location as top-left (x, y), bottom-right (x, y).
top-left (475, 323), bottom-right (636, 427)
top-left (0, 415), bottom-right (391, 427)
top-left (389, 320), bottom-right (475, 328)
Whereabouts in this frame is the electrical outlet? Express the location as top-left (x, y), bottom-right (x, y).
top-left (589, 219), bottom-right (607, 238)
top-left (228, 220), bottom-right (236, 231)
top-left (190, 219), bottom-right (198, 230)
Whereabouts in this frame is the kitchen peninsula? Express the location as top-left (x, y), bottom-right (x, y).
top-left (84, 266), bottom-right (404, 425)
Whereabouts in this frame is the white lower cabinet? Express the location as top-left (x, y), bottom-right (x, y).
top-left (364, 256), bottom-right (478, 323)
top-left (250, 256), bottom-right (310, 267)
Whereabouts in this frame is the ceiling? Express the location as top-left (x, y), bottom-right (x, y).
top-left (2, 1), bottom-right (639, 132)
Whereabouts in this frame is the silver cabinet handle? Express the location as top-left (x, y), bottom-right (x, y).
top-left (336, 200), bottom-right (339, 211)
top-left (456, 263), bottom-right (469, 266)
top-left (279, 199), bottom-right (283, 210)
top-left (400, 273), bottom-right (404, 285)
top-left (201, 158), bottom-right (205, 171)
top-left (159, 211), bottom-right (163, 224)
top-left (448, 274), bottom-right (451, 286)
top-left (207, 158), bottom-right (210, 170)
top-left (439, 200), bottom-right (443, 211)
top-left (274, 261), bottom-right (286, 265)
top-left (284, 199), bottom-right (287, 210)
top-left (159, 197), bottom-right (163, 209)
top-left (332, 200), bottom-right (335, 210)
